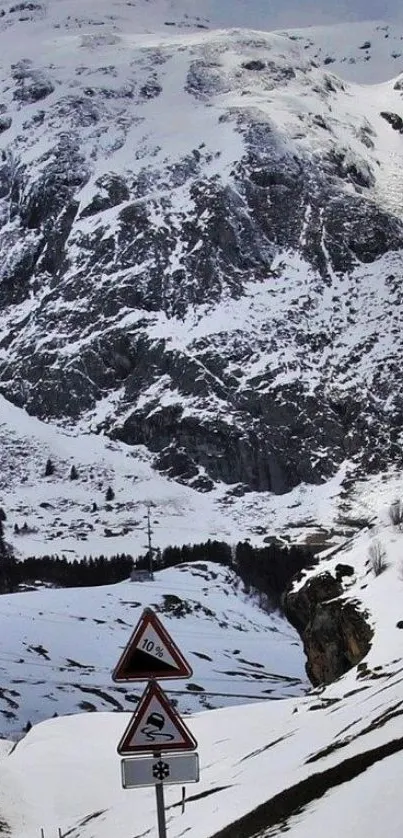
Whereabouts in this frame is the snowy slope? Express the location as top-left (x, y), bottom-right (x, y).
top-left (0, 1), bottom-right (401, 76)
top-left (0, 392), bottom-right (350, 559)
top-left (6, 390), bottom-right (401, 562)
top-left (2, 391), bottom-right (403, 561)
top-left (0, 561), bottom-right (308, 736)
top-left (281, 20), bottom-right (403, 82)
top-left (0, 512), bottom-right (402, 838)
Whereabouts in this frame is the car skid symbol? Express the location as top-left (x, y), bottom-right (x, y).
top-left (140, 712), bottom-right (174, 741)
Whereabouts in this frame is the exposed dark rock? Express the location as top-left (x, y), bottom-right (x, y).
top-left (283, 573), bottom-right (373, 685)
top-left (304, 599), bottom-right (372, 685)
top-left (242, 60), bottom-right (266, 71)
top-left (283, 572), bottom-right (343, 635)
top-left (380, 111), bottom-right (403, 133)
top-left (155, 445), bottom-right (200, 482)
top-left (140, 80), bottom-right (162, 99)
top-left (9, 2), bottom-right (43, 16)
top-left (185, 60), bottom-right (227, 99)
top-left (11, 59), bottom-right (54, 103)
top-left (0, 116), bottom-right (11, 133)
top-left (335, 563), bottom-right (355, 582)
top-left (79, 174), bottom-right (130, 219)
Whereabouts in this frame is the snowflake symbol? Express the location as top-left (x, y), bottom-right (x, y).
top-left (152, 760), bottom-right (170, 781)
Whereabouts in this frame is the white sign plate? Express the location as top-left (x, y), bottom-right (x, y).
top-left (121, 753), bottom-right (200, 788)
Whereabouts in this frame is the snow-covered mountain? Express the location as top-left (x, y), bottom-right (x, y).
top-left (1, 2), bottom-right (403, 501)
top-left (1, 6), bottom-right (403, 838)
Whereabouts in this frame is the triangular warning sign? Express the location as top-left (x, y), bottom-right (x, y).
top-left (117, 681), bottom-right (198, 755)
top-left (112, 608), bottom-right (193, 682)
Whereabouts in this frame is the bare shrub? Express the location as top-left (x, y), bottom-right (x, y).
top-left (368, 540), bottom-right (388, 576)
top-left (389, 500), bottom-right (403, 529)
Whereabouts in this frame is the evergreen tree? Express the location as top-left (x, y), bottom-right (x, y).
top-left (0, 518), bottom-right (5, 558)
top-left (69, 464), bottom-right (78, 480)
top-left (105, 486), bottom-right (115, 502)
top-left (44, 457), bottom-right (55, 477)
top-left (0, 519), bottom-right (17, 593)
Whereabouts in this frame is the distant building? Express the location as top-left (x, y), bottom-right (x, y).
top-left (130, 569), bottom-right (154, 582)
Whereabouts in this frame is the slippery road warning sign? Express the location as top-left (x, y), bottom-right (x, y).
top-left (117, 681), bottom-right (198, 755)
top-left (112, 607), bottom-right (193, 682)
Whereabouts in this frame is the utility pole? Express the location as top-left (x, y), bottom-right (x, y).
top-left (146, 503), bottom-right (153, 576)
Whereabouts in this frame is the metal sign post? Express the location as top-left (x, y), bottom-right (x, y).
top-left (155, 752), bottom-right (167, 838)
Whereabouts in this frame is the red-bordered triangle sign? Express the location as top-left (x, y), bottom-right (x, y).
top-left (112, 608), bottom-right (193, 682)
top-left (117, 681), bottom-right (198, 755)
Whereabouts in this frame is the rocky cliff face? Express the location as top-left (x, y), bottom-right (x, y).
top-left (1, 8), bottom-right (403, 494)
top-left (284, 570), bottom-right (373, 685)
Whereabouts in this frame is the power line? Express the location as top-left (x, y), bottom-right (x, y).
top-left (0, 653), bottom-right (304, 685)
top-left (0, 614), bottom-right (298, 645)
top-left (146, 503), bottom-right (153, 576)
top-left (0, 577), bottom-right (247, 598)
top-left (0, 614), bottom-right (298, 646)
top-left (0, 593), bottom-right (295, 628)
top-left (0, 672), bottom-right (292, 702)
top-left (0, 570), bottom-right (296, 604)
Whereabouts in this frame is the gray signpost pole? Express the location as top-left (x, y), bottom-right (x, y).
top-left (154, 752), bottom-right (167, 838)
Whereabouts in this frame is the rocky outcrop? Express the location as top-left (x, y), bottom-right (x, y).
top-left (283, 572), bottom-right (373, 685)
top-left (380, 111), bottom-right (403, 133)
